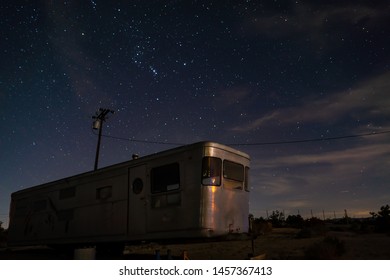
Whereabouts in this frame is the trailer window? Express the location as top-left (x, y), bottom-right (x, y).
top-left (151, 163), bottom-right (180, 193)
top-left (202, 157), bottom-right (222, 186)
top-left (151, 163), bottom-right (181, 208)
top-left (223, 160), bottom-right (244, 182)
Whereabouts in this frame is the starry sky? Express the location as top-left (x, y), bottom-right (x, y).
top-left (1, 1), bottom-right (390, 228)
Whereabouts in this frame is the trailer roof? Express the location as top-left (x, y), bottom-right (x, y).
top-left (12, 141), bottom-right (249, 196)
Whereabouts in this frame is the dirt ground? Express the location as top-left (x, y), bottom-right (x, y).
top-left (1, 228), bottom-right (390, 260)
top-left (123, 228), bottom-right (390, 260)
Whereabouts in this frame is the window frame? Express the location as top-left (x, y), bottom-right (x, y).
top-left (201, 156), bottom-right (222, 186)
top-left (150, 162), bottom-right (181, 194)
top-left (150, 162), bottom-right (181, 208)
top-left (223, 160), bottom-right (245, 182)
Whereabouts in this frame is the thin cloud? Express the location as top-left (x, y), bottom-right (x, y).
top-left (249, 142), bottom-right (390, 218)
top-left (260, 143), bottom-right (390, 169)
top-left (253, 175), bottom-right (297, 196)
top-left (251, 142), bottom-right (390, 207)
top-left (232, 71), bottom-right (390, 132)
top-left (244, 2), bottom-right (388, 43)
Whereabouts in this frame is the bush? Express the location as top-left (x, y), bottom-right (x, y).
top-left (305, 217), bottom-right (327, 234)
top-left (370, 204), bottom-right (390, 232)
top-left (295, 228), bottom-right (313, 239)
top-left (304, 237), bottom-right (345, 259)
top-left (251, 218), bottom-right (273, 236)
top-left (286, 215), bottom-right (304, 228)
top-left (268, 210), bottom-right (285, 228)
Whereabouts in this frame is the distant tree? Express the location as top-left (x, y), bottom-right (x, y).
top-left (296, 217), bottom-right (327, 238)
top-left (286, 214), bottom-right (304, 228)
top-left (370, 204), bottom-right (390, 232)
top-left (251, 217), bottom-right (272, 236)
top-left (268, 210), bottom-right (285, 227)
top-left (304, 217), bottom-right (325, 227)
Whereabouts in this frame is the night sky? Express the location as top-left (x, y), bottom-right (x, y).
top-left (1, 1), bottom-right (390, 228)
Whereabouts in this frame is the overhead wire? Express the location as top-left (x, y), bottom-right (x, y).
top-left (228, 130), bottom-right (390, 146)
top-left (91, 129), bottom-right (185, 146)
top-left (92, 129), bottom-right (390, 147)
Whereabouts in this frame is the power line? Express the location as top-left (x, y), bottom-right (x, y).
top-left (228, 130), bottom-right (390, 146)
top-left (92, 129), bottom-right (390, 147)
top-left (91, 129), bottom-right (184, 146)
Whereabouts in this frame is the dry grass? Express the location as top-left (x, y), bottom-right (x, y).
top-left (122, 228), bottom-right (390, 260)
top-left (1, 228), bottom-right (390, 259)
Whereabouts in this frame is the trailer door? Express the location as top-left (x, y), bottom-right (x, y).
top-left (128, 164), bottom-right (147, 237)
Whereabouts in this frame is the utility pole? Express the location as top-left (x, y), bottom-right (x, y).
top-left (92, 108), bottom-right (114, 171)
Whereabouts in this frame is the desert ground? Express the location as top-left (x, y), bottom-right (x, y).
top-left (123, 228), bottom-right (390, 260)
top-left (1, 227), bottom-right (390, 260)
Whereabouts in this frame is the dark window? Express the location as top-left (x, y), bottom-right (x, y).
top-left (223, 160), bottom-right (244, 182)
top-left (245, 166), bottom-right (250, 192)
top-left (151, 163), bottom-right (180, 193)
top-left (202, 157), bottom-right (222, 186)
top-left (151, 163), bottom-right (180, 208)
top-left (59, 186), bottom-right (76, 200)
top-left (96, 186), bottom-right (112, 200)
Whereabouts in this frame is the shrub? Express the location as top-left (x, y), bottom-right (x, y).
top-left (304, 217), bottom-right (327, 234)
top-left (286, 215), bottom-right (304, 228)
top-left (295, 228), bottom-right (313, 239)
top-left (304, 236), bottom-right (345, 259)
top-left (251, 218), bottom-right (273, 236)
top-left (267, 210), bottom-right (285, 227)
top-left (370, 204), bottom-right (390, 232)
